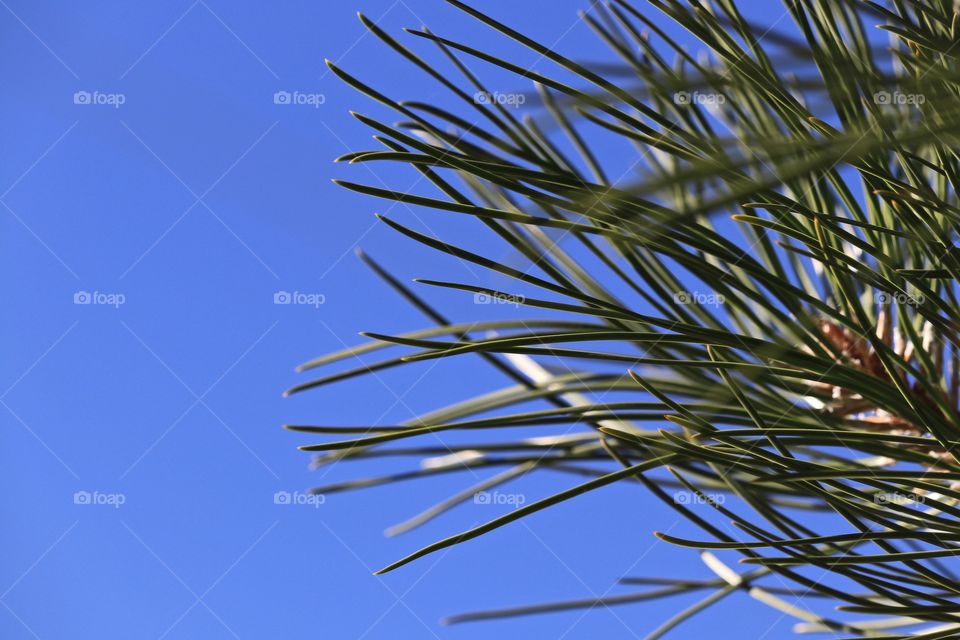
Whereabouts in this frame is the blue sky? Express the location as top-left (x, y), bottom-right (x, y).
top-left (2, 1), bottom-right (810, 638)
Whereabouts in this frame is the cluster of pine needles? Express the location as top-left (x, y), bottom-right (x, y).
top-left (285, 0), bottom-right (960, 637)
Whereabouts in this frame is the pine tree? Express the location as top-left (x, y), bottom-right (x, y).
top-left (287, 2), bottom-right (960, 636)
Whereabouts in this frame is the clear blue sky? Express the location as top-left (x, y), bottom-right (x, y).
top-left (2, 2), bottom-right (808, 638)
